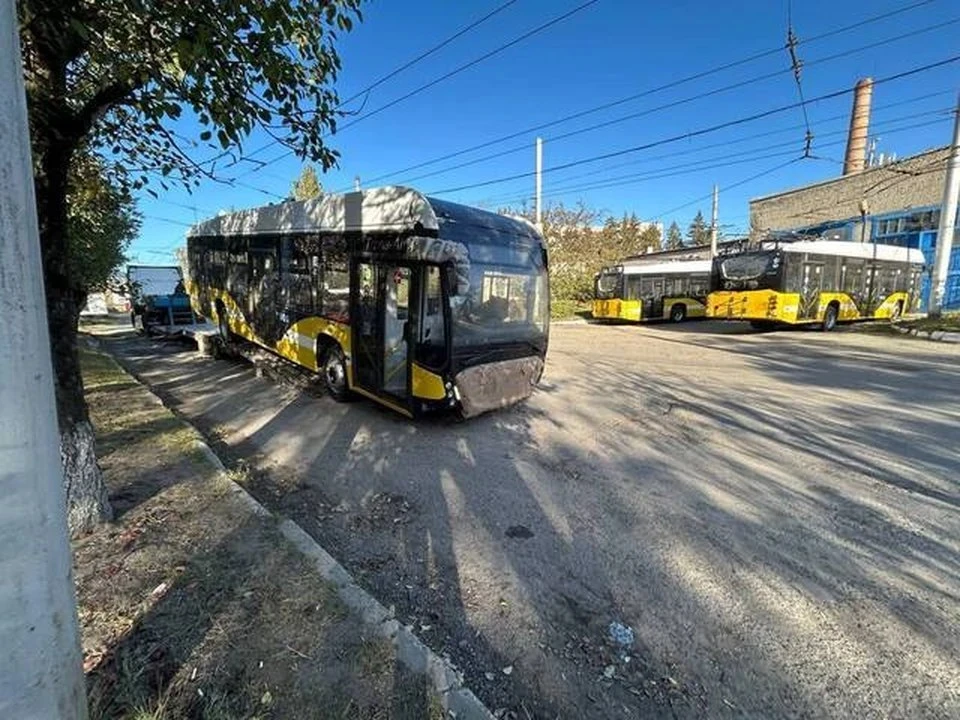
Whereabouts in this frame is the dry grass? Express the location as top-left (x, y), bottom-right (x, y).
top-left (897, 312), bottom-right (960, 333)
top-left (76, 342), bottom-right (443, 719)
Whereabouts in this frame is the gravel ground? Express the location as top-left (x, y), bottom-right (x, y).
top-left (94, 320), bottom-right (960, 719)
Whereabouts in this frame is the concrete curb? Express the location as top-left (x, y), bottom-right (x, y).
top-left (892, 324), bottom-right (960, 343)
top-left (86, 334), bottom-right (494, 720)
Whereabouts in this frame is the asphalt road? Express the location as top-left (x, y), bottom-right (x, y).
top-left (95, 320), bottom-right (960, 719)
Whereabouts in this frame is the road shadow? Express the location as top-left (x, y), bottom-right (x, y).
top-left (96, 328), bottom-right (960, 718)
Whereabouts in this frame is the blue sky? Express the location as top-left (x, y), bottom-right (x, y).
top-left (131, 0), bottom-right (959, 264)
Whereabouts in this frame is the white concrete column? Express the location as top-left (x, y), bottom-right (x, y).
top-left (0, 2), bottom-right (89, 718)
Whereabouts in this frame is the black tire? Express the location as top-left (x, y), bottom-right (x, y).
top-left (890, 300), bottom-right (904, 321)
top-left (821, 304), bottom-right (839, 332)
top-left (669, 304), bottom-right (687, 323)
top-left (321, 345), bottom-right (350, 402)
top-left (750, 320), bottom-right (776, 331)
top-left (217, 305), bottom-right (231, 342)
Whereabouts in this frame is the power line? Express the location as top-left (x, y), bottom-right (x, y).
top-left (142, 215), bottom-right (193, 227)
top-left (484, 111), bottom-right (951, 209)
top-left (240, 0), bottom-right (603, 177)
top-left (391, 15), bottom-right (959, 187)
top-left (478, 91), bottom-right (957, 200)
top-left (425, 54), bottom-right (960, 196)
top-left (785, 2), bottom-right (814, 156)
top-left (653, 157), bottom-right (804, 220)
top-left (337, 0), bottom-right (521, 108)
top-left (207, 1), bottom-right (521, 170)
top-left (529, 110), bottom-right (952, 200)
top-left (336, 0), bottom-right (937, 190)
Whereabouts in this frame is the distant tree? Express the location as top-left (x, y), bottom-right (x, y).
top-left (666, 221), bottom-right (684, 250)
top-left (292, 165), bottom-right (323, 201)
top-left (501, 204), bottom-right (665, 310)
top-left (67, 151), bottom-right (140, 299)
top-left (637, 222), bottom-right (661, 253)
top-left (19, 0), bottom-right (364, 535)
top-left (687, 211), bottom-right (710, 246)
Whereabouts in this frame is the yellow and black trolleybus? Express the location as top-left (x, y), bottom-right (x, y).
top-left (593, 259), bottom-right (712, 323)
top-left (185, 187), bottom-right (549, 418)
top-left (707, 238), bottom-right (925, 330)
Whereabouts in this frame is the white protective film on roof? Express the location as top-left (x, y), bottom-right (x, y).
top-left (127, 266), bottom-right (181, 297)
top-left (777, 240), bottom-right (926, 265)
top-left (622, 259), bottom-right (713, 276)
top-left (188, 186), bottom-right (438, 238)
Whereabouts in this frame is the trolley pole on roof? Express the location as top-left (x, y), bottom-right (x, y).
top-left (0, 1), bottom-right (88, 717)
top-left (535, 137), bottom-right (543, 231)
top-left (710, 184), bottom-right (719, 257)
top-left (930, 93), bottom-right (960, 318)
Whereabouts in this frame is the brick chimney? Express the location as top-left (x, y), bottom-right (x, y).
top-left (843, 78), bottom-right (873, 175)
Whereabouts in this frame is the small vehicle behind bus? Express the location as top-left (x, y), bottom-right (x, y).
top-left (185, 187), bottom-right (549, 418)
top-left (127, 264), bottom-right (197, 333)
top-left (593, 259), bottom-right (711, 323)
top-left (707, 238), bottom-right (925, 330)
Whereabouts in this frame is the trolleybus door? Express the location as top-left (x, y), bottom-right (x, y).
top-left (799, 262), bottom-right (823, 320)
top-left (351, 262), bottom-right (411, 401)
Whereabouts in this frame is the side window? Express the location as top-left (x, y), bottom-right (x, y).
top-left (783, 255), bottom-right (804, 293)
top-left (843, 259), bottom-right (864, 296)
top-left (394, 267), bottom-right (410, 321)
top-left (225, 239), bottom-right (248, 299)
top-left (688, 274), bottom-right (708, 297)
top-left (287, 235), bottom-right (320, 315)
top-left (639, 277), bottom-right (654, 298)
top-left (822, 255), bottom-right (841, 288)
top-left (321, 235), bottom-right (350, 322)
top-left (418, 266), bottom-right (445, 368)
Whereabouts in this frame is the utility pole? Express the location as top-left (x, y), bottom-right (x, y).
top-left (710, 184), bottom-right (719, 257)
top-left (535, 136), bottom-right (543, 231)
top-left (0, 2), bottom-right (88, 718)
top-left (930, 93), bottom-right (960, 318)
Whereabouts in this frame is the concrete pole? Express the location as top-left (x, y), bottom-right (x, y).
top-left (535, 136), bottom-right (543, 230)
top-left (0, 2), bottom-right (89, 718)
top-left (710, 184), bottom-right (719, 257)
top-left (930, 93), bottom-right (960, 318)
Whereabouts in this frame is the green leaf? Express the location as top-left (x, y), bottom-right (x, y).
top-left (199, 130), bottom-right (212, 141)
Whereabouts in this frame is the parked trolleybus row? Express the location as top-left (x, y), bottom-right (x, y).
top-left (147, 186), bottom-right (926, 420)
top-left (592, 236), bottom-right (926, 330)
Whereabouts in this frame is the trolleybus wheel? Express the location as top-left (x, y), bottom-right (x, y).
top-left (669, 304), bottom-right (687, 323)
top-left (822, 304), bottom-right (839, 332)
top-left (322, 346), bottom-right (350, 402)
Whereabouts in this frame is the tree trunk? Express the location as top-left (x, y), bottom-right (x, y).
top-left (35, 140), bottom-right (113, 536)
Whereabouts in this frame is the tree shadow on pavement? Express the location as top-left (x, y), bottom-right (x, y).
top-left (97, 328), bottom-right (960, 719)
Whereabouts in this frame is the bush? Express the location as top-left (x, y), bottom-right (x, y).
top-left (551, 299), bottom-right (591, 320)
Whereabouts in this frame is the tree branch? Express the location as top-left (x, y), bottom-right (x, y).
top-left (75, 79), bottom-right (139, 137)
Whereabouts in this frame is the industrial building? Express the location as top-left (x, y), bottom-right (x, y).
top-left (749, 79), bottom-right (959, 311)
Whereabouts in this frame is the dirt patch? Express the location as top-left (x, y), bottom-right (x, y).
top-left (75, 342), bottom-right (443, 719)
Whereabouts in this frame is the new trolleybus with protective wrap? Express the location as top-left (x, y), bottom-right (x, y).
top-left (185, 187), bottom-right (549, 418)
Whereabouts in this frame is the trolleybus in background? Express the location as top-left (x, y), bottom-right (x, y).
top-left (593, 259), bottom-right (712, 323)
top-left (707, 238), bottom-right (925, 330)
top-left (185, 187), bottom-right (549, 418)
